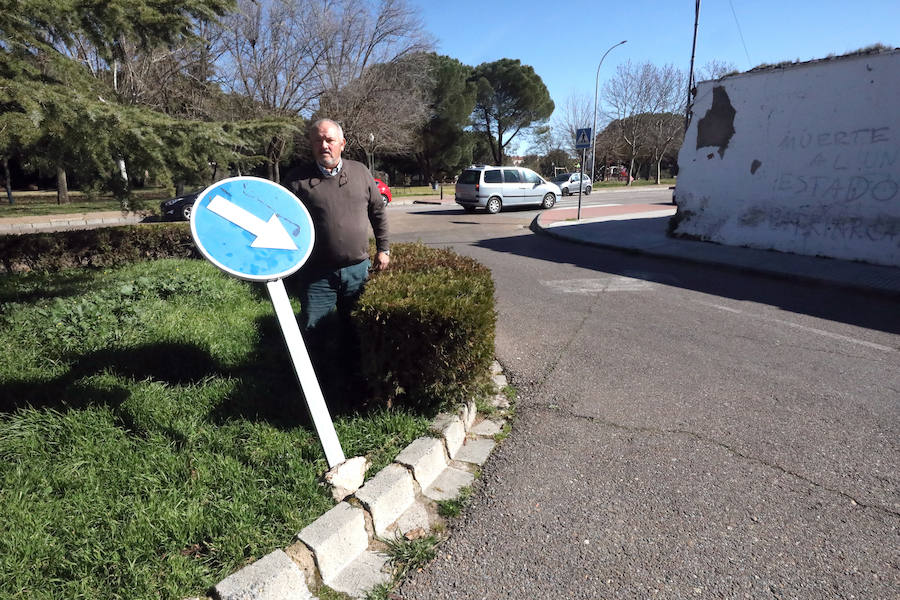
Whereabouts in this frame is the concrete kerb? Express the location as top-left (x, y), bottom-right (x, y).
top-left (0, 211), bottom-right (152, 234)
top-left (531, 209), bottom-right (900, 299)
top-left (207, 360), bottom-right (513, 599)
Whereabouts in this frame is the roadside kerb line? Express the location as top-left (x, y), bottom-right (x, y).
top-left (209, 360), bottom-right (512, 600)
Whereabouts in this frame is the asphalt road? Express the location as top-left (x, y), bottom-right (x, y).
top-left (388, 193), bottom-right (900, 599)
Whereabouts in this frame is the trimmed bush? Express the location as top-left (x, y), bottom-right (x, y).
top-left (0, 226), bottom-right (496, 412)
top-left (355, 242), bottom-right (496, 410)
top-left (0, 223), bottom-right (198, 273)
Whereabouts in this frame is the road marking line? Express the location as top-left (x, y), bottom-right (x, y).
top-left (541, 277), bottom-right (655, 293)
top-left (698, 301), bottom-right (895, 353)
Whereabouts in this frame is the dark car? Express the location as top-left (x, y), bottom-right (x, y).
top-left (159, 191), bottom-right (200, 221)
top-left (375, 178), bottom-right (392, 207)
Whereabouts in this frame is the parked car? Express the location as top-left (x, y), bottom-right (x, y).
top-left (550, 172), bottom-right (592, 195)
top-left (455, 165), bottom-right (561, 214)
top-left (375, 178), bottom-right (392, 207)
top-left (159, 190), bottom-right (200, 221)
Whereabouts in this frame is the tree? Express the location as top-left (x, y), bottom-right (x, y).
top-left (553, 92), bottom-right (593, 156)
top-left (538, 148), bottom-right (574, 178)
top-left (645, 64), bottom-right (685, 183)
top-left (0, 0), bottom-right (235, 202)
top-left (311, 0), bottom-right (432, 170)
top-left (414, 54), bottom-right (476, 182)
top-left (602, 60), bottom-right (685, 185)
top-left (697, 59), bottom-right (738, 81)
top-left (593, 122), bottom-right (628, 181)
top-left (470, 58), bottom-right (554, 165)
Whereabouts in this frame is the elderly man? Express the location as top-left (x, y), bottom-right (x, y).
top-left (284, 118), bottom-right (390, 400)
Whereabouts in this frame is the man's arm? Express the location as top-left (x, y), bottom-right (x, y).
top-left (366, 173), bottom-right (390, 270)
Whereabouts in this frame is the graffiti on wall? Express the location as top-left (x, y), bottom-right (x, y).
top-left (771, 126), bottom-right (898, 203)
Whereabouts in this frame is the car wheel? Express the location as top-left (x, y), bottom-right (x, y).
top-left (181, 203), bottom-right (193, 221)
top-left (540, 193), bottom-right (556, 209)
top-left (463, 205), bottom-right (477, 213)
top-left (486, 197), bottom-right (502, 214)
top-left (584, 185), bottom-right (591, 195)
top-left (561, 186), bottom-right (569, 196)
top-left (381, 193), bottom-right (389, 208)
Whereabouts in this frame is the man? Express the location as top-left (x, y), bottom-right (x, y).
top-left (284, 118), bottom-right (389, 399)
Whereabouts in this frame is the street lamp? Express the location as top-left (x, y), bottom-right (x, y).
top-left (367, 133), bottom-right (375, 175)
top-left (591, 40), bottom-right (627, 183)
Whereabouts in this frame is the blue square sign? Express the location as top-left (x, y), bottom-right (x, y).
top-left (575, 128), bottom-right (592, 149)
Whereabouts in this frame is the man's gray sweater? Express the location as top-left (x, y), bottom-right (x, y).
top-left (284, 159), bottom-right (389, 270)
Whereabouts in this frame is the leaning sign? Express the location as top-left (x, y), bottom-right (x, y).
top-left (191, 176), bottom-right (345, 467)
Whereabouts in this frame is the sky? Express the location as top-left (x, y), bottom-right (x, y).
top-left (409, 0), bottom-right (900, 150)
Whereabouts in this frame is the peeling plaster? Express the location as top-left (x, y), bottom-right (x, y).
top-left (696, 86), bottom-right (737, 158)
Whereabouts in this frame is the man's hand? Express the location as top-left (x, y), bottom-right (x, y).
top-left (374, 251), bottom-right (390, 271)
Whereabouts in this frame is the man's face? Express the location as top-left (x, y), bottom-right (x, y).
top-left (310, 122), bottom-right (345, 169)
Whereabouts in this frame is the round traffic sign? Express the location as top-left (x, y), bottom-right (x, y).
top-left (190, 176), bottom-right (314, 281)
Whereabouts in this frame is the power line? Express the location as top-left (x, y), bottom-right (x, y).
top-left (729, 0), bottom-right (752, 67)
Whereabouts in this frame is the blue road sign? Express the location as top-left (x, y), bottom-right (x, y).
top-left (575, 127), bottom-right (592, 149)
top-left (191, 176), bottom-right (315, 281)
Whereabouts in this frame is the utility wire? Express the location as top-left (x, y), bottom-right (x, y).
top-left (729, 0), bottom-right (752, 67)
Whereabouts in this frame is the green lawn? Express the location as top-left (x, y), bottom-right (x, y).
top-left (0, 189), bottom-right (172, 218)
top-left (0, 259), bottom-right (430, 599)
top-left (592, 177), bottom-right (676, 188)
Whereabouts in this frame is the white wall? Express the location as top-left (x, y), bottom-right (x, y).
top-left (672, 50), bottom-right (900, 267)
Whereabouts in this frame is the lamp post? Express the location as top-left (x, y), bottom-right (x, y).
top-left (591, 39), bottom-right (627, 183)
top-left (367, 133), bottom-right (375, 175)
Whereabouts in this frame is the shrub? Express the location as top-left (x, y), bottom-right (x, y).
top-left (355, 242), bottom-right (496, 410)
top-left (0, 223), bottom-right (198, 274)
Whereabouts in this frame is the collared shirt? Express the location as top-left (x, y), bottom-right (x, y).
top-left (317, 160), bottom-right (343, 178)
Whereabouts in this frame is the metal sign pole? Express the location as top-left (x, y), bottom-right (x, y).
top-left (577, 148), bottom-right (585, 220)
top-left (266, 279), bottom-right (346, 468)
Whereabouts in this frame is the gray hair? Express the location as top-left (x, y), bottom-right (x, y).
top-left (309, 118), bottom-right (344, 140)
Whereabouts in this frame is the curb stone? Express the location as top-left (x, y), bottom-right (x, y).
top-left (205, 360), bottom-right (512, 600)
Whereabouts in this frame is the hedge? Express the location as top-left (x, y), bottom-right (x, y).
top-left (0, 226), bottom-right (496, 411)
top-left (355, 242), bottom-right (496, 409)
top-left (0, 223), bottom-right (198, 274)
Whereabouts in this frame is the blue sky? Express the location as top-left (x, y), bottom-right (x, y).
top-left (410, 0), bottom-right (899, 130)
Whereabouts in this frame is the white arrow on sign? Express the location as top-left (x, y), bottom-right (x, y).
top-left (207, 195), bottom-right (298, 250)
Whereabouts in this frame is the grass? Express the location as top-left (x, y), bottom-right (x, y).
top-left (0, 259), bottom-right (431, 599)
top-left (593, 177), bottom-right (676, 188)
top-left (437, 486), bottom-right (473, 518)
top-left (0, 188), bottom-right (171, 218)
top-left (360, 534), bottom-right (442, 600)
top-left (389, 184), bottom-right (449, 197)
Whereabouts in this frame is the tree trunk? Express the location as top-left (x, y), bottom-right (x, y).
top-left (267, 135), bottom-right (285, 183)
top-left (117, 158), bottom-right (130, 210)
top-left (56, 166), bottom-right (69, 204)
top-left (2, 156), bottom-right (13, 205)
top-left (627, 156), bottom-right (636, 186)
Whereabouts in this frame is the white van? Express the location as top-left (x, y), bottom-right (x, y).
top-left (455, 165), bottom-right (561, 214)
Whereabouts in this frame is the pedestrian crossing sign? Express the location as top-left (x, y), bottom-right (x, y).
top-left (575, 127), bottom-right (592, 149)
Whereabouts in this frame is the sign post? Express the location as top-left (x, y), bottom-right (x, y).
top-left (575, 128), bottom-right (592, 220)
top-left (190, 176), bottom-right (346, 468)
